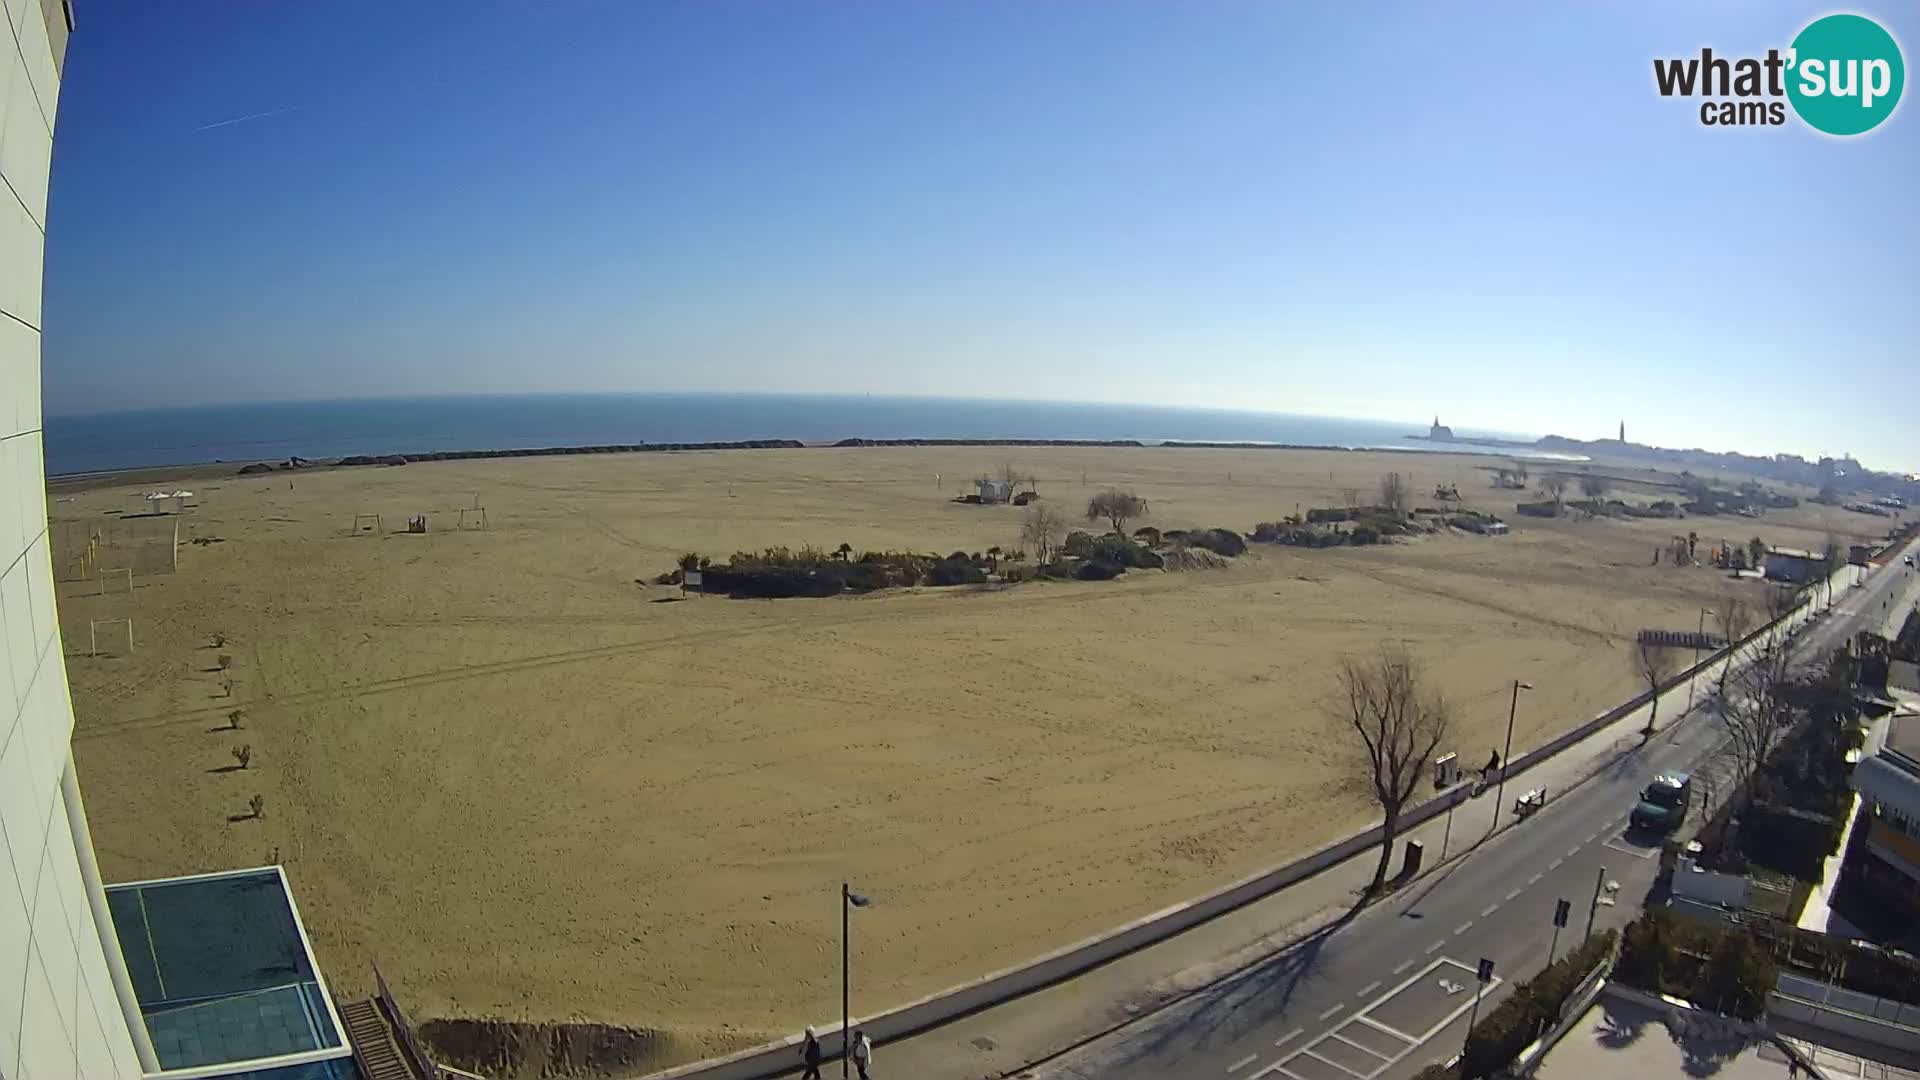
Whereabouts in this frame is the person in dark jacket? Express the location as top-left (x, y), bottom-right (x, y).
top-left (800, 1026), bottom-right (822, 1079)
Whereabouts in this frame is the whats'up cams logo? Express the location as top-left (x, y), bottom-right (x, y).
top-left (1654, 13), bottom-right (1904, 135)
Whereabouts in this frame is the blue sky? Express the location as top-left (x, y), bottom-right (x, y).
top-left (40, 1), bottom-right (1918, 470)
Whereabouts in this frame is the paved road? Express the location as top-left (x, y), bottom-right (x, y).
top-left (1034, 552), bottom-right (1918, 1080)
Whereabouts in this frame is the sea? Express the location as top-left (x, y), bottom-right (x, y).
top-left (40, 393), bottom-right (1577, 476)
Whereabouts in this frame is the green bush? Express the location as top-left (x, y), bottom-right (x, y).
top-left (1133, 526), bottom-right (1163, 547)
top-left (1306, 507), bottom-right (1351, 524)
top-left (1090, 535), bottom-right (1162, 569)
top-left (1350, 525), bottom-right (1380, 545)
top-left (1459, 929), bottom-right (1616, 1078)
top-left (1077, 559), bottom-right (1125, 581)
top-left (1062, 530), bottom-right (1097, 557)
top-left (928, 557), bottom-right (988, 587)
top-left (1186, 528), bottom-right (1247, 557)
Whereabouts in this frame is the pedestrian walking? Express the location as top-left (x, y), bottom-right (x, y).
top-left (799, 1026), bottom-right (822, 1080)
top-left (851, 1029), bottom-right (872, 1080)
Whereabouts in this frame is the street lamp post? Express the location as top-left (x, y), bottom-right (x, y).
top-left (1491, 680), bottom-right (1533, 830)
top-left (842, 883), bottom-right (870, 1078)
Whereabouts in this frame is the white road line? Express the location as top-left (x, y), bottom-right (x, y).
top-left (1567, 846), bottom-right (1582, 859)
top-left (1227, 1052), bottom-right (1259, 1073)
top-left (1586, 832), bottom-right (1600, 843)
top-left (1330, 1031), bottom-right (1394, 1062)
top-left (1528, 872), bottom-right (1543, 885)
top-left (1318, 1003), bottom-right (1345, 1021)
top-left (1426, 939), bottom-right (1446, 954)
top-left (1504, 888), bottom-right (1522, 901)
top-left (1480, 904), bottom-right (1500, 918)
top-left (1356, 980), bottom-right (1382, 998)
top-left (1273, 1027), bottom-right (1304, 1049)
top-left (1357, 1014), bottom-right (1421, 1045)
top-left (1548, 857), bottom-right (1565, 870)
top-left (1391, 959), bottom-right (1415, 976)
top-left (1300, 1049), bottom-right (1366, 1079)
top-left (1454, 921), bottom-right (1474, 936)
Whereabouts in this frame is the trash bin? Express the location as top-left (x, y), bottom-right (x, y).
top-left (1401, 838), bottom-right (1424, 879)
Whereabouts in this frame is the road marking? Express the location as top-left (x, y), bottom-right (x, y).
top-left (1454, 920), bottom-right (1474, 935)
top-left (1391, 959), bottom-right (1415, 976)
top-left (1549, 857), bottom-right (1565, 870)
top-left (1586, 832), bottom-right (1600, 843)
top-left (1480, 903), bottom-right (1500, 917)
top-left (1318, 1003), bottom-right (1345, 1021)
top-left (1357, 1014), bottom-right (1421, 1044)
top-left (1567, 846), bottom-right (1582, 859)
top-left (1356, 980), bottom-right (1382, 998)
top-left (1300, 1049), bottom-right (1366, 1078)
top-left (1504, 888), bottom-right (1522, 901)
top-left (1227, 1052), bottom-right (1259, 1073)
top-left (1426, 939), bottom-right (1446, 954)
top-left (1330, 1031), bottom-right (1394, 1062)
top-left (1528, 873), bottom-right (1543, 885)
top-left (1603, 837), bottom-right (1658, 860)
top-left (1273, 1027), bottom-right (1303, 1049)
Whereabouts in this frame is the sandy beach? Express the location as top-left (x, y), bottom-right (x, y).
top-left (53, 445), bottom-right (1884, 1073)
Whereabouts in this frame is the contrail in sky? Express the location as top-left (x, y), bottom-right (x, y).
top-left (194, 105), bottom-right (300, 132)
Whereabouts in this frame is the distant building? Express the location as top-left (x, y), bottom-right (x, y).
top-left (1763, 547), bottom-right (1821, 583)
top-left (978, 478), bottom-right (1010, 504)
top-left (1428, 416), bottom-right (1454, 440)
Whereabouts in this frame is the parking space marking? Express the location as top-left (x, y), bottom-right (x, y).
top-left (1356, 980), bottom-right (1382, 998)
top-left (1273, 1028), bottom-right (1303, 1049)
top-left (1355, 1015), bottom-right (1419, 1044)
top-left (1603, 837), bottom-right (1658, 860)
top-left (1319, 1004), bottom-right (1345, 1021)
top-left (1548, 857), bottom-right (1564, 870)
top-left (1454, 921), bottom-right (1473, 936)
top-left (1391, 959), bottom-right (1415, 976)
top-left (1300, 1048), bottom-right (1367, 1078)
top-left (1228, 1052), bottom-right (1259, 1073)
top-left (1527, 873), bottom-right (1543, 885)
top-left (1329, 1031), bottom-right (1394, 1062)
top-left (1567, 846), bottom-right (1582, 859)
top-left (1479, 904), bottom-right (1499, 918)
top-left (1504, 888), bottom-right (1522, 902)
top-left (1426, 940), bottom-right (1446, 954)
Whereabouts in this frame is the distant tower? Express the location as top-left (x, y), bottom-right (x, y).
top-left (1618, 420), bottom-right (1626, 443)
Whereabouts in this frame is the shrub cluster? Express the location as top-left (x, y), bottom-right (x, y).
top-left (1183, 528), bottom-right (1247, 557)
top-left (1615, 912), bottom-right (1775, 1021)
top-left (1458, 929), bottom-right (1618, 1078)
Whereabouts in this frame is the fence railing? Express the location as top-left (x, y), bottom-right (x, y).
top-left (1776, 971), bottom-right (1920, 1029)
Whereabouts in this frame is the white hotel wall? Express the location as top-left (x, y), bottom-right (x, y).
top-left (0, 0), bottom-right (142, 1077)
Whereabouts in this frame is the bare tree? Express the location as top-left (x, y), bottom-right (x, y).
top-left (1341, 487), bottom-right (1362, 511)
top-left (1635, 638), bottom-right (1683, 736)
top-left (1021, 505), bottom-right (1065, 565)
top-left (1331, 647), bottom-right (1452, 892)
top-left (1579, 474), bottom-right (1611, 499)
top-left (1086, 489), bottom-right (1147, 535)
top-left (1377, 472), bottom-right (1410, 517)
top-left (1715, 627), bottom-right (1796, 814)
top-left (1540, 473), bottom-right (1569, 503)
top-left (1747, 536), bottom-right (1768, 572)
top-left (1000, 462), bottom-right (1029, 498)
